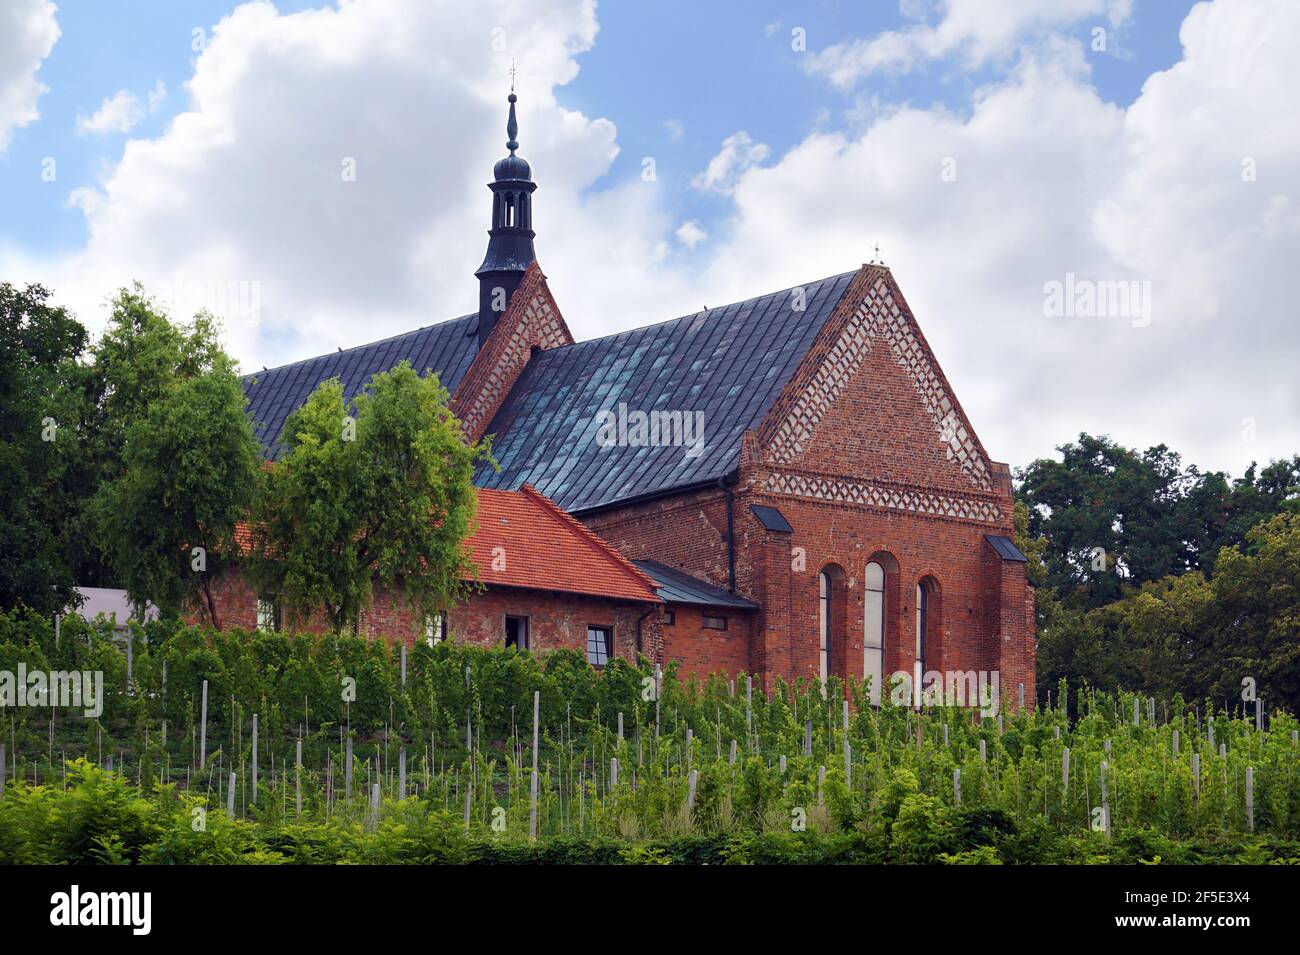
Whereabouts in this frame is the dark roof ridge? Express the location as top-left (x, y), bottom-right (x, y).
top-left (243, 311), bottom-right (476, 382)
top-left (541, 267), bottom-right (863, 353)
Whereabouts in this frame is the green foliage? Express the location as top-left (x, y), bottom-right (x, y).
top-left (0, 613), bottom-right (1297, 864)
top-left (96, 350), bottom-right (260, 626)
top-left (1038, 513), bottom-right (1300, 710)
top-left (247, 361), bottom-right (490, 634)
top-left (1017, 433), bottom-right (1299, 612)
top-left (0, 282), bottom-right (92, 613)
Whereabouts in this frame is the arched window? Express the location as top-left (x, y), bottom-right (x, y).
top-left (915, 577), bottom-right (940, 675)
top-left (818, 570), bottom-right (833, 682)
top-left (864, 561), bottom-right (885, 705)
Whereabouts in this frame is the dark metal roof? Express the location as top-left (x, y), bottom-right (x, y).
top-left (750, 504), bottom-right (793, 533)
top-left (985, 535), bottom-right (1029, 563)
top-left (475, 270), bottom-right (857, 513)
top-left (632, 559), bottom-right (760, 610)
top-left (243, 313), bottom-right (479, 458)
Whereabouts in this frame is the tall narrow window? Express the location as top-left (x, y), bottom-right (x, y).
top-left (424, 613), bottom-right (446, 646)
top-left (864, 562), bottom-right (885, 705)
top-left (916, 581), bottom-right (930, 673)
top-left (256, 596), bottom-right (279, 633)
top-left (818, 570), bottom-right (832, 681)
top-left (505, 615), bottom-right (529, 650)
top-left (586, 625), bottom-right (613, 667)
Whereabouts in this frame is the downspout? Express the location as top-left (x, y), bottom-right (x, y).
top-left (635, 605), bottom-right (657, 664)
top-left (719, 472), bottom-right (737, 593)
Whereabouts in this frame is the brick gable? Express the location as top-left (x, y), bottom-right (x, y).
top-left (758, 266), bottom-right (999, 512)
top-left (452, 261), bottom-right (572, 445)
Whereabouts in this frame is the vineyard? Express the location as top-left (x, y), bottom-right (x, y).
top-left (1, 609), bottom-right (1298, 865)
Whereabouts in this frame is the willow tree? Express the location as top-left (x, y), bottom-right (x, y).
top-left (248, 360), bottom-right (490, 634)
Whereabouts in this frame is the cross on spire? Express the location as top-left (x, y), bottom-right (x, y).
top-left (508, 58), bottom-right (518, 93)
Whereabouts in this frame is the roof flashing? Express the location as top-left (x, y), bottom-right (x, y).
top-left (985, 534), bottom-right (1029, 563)
top-left (750, 504), bottom-right (793, 534)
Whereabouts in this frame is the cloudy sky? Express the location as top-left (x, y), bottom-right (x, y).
top-left (1, 0), bottom-right (1296, 476)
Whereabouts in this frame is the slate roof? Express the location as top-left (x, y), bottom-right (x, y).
top-left (476, 270), bottom-right (857, 513)
top-left (243, 313), bottom-right (480, 458)
top-left (750, 504), bottom-right (794, 534)
top-left (985, 534), bottom-right (1029, 563)
top-left (632, 559), bottom-right (760, 610)
top-left (471, 486), bottom-right (660, 602)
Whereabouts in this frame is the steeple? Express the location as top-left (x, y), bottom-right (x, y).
top-left (475, 82), bottom-right (537, 346)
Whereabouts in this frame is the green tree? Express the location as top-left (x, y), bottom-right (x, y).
top-left (1019, 435), bottom-right (1232, 609)
top-left (247, 360), bottom-right (489, 634)
top-left (96, 351), bottom-right (260, 627)
top-left (0, 283), bottom-right (92, 614)
top-left (80, 286), bottom-right (227, 575)
top-left (1203, 512), bottom-right (1300, 708)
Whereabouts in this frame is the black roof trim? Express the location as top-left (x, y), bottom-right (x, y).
top-left (750, 503), bottom-right (793, 533)
top-left (985, 534), bottom-right (1029, 563)
top-left (632, 559), bottom-right (760, 610)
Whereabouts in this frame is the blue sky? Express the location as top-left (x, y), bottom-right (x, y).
top-left (0, 0), bottom-right (1294, 475)
top-left (3, 0), bottom-right (1195, 259)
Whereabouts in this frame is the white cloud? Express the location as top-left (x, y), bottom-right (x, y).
top-left (147, 79), bottom-right (167, 112)
top-left (662, 117), bottom-right (683, 141)
top-left (76, 90), bottom-right (142, 135)
top-left (726, 0), bottom-right (1297, 475)
top-left (76, 80), bottom-right (168, 135)
top-left (806, 0), bottom-right (1132, 86)
top-left (675, 220), bottom-right (706, 249)
top-left (17, 0), bottom-right (693, 364)
top-left (0, 0), bottom-right (59, 150)
top-left (691, 131), bottom-right (770, 194)
top-left (3, 0), bottom-right (1296, 477)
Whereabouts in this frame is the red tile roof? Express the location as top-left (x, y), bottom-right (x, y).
top-left (232, 485), bottom-right (661, 604)
top-left (468, 485), bottom-right (661, 603)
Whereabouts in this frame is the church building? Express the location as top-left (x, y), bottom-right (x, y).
top-left (234, 93), bottom-right (1036, 706)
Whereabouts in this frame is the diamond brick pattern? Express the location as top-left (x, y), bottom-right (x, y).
top-left (767, 277), bottom-right (993, 492)
top-left (764, 469), bottom-right (1002, 524)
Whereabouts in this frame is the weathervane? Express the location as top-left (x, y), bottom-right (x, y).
top-left (870, 243), bottom-right (883, 265)
top-left (508, 58), bottom-right (518, 92)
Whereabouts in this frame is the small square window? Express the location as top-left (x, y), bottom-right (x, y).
top-left (702, 614), bottom-right (727, 630)
top-left (662, 610), bottom-right (675, 626)
top-left (424, 613), bottom-right (446, 646)
top-left (505, 615), bottom-right (529, 650)
top-left (256, 597), bottom-right (280, 633)
top-left (586, 625), bottom-right (613, 667)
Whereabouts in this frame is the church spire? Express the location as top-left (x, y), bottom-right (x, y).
top-left (475, 79), bottom-right (537, 347)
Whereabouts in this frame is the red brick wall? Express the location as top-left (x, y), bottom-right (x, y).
top-left (441, 586), bottom-right (657, 664)
top-left (660, 604), bottom-right (754, 684)
top-left (572, 267), bottom-right (1035, 708)
top-left (194, 569), bottom-right (659, 667)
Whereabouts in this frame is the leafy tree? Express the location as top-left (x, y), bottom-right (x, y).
top-left (1203, 512), bottom-right (1300, 708)
top-left (1037, 512), bottom-right (1300, 711)
top-left (80, 286), bottom-right (227, 578)
top-left (0, 283), bottom-right (91, 613)
top-left (1016, 434), bottom-right (1297, 611)
top-left (247, 360), bottom-right (490, 634)
top-left (96, 352), bottom-right (260, 627)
